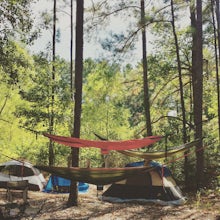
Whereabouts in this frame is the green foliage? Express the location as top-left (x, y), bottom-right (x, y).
top-left (0, 0), bottom-right (38, 44)
top-left (78, 59), bottom-right (134, 166)
top-left (82, 59), bottom-right (133, 140)
top-left (15, 54), bottom-right (72, 134)
top-left (80, 148), bottom-right (103, 167)
top-left (0, 40), bottom-right (34, 85)
top-left (0, 41), bottom-right (38, 164)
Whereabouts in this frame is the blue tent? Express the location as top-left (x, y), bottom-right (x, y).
top-left (125, 160), bottom-right (172, 177)
top-left (44, 175), bottom-right (89, 193)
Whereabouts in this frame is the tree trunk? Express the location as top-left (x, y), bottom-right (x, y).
top-left (49, 0), bottom-right (57, 167)
top-left (141, 0), bottom-right (152, 137)
top-left (215, 0), bottom-right (220, 141)
top-left (67, 0), bottom-right (84, 207)
top-left (170, 0), bottom-right (188, 187)
top-left (70, 0), bottom-right (74, 97)
top-left (216, 0), bottom-right (220, 63)
top-left (190, 0), bottom-right (204, 189)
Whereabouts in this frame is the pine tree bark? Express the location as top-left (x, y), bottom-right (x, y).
top-left (214, 0), bottom-right (220, 140)
top-left (70, 0), bottom-right (74, 95)
top-left (67, 0), bottom-right (84, 207)
top-left (190, 0), bottom-right (204, 189)
top-left (216, 0), bottom-right (220, 63)
top-left (49, 0), bottom-right (56, 167)
top-left (141, 0), bottom-right (152, 137)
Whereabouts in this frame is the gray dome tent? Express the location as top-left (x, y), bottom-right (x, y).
top-left (0, 160), bottom-right (46, 191)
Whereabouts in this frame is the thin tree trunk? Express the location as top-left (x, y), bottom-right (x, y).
top-left (141, 0), bottom-right (152, 137)
top-left (216, 0), bottom-right (220, 63)
top-left (67, 0), bottom-right (84, 207)
top-left (49, 0), bottom-right (56, 166)
top-left (215, 0), bottom-right (220, 141)
top-left (70, 0), bottom-right (73, 97)
top-left (170, 0), bottom-right (188, 187)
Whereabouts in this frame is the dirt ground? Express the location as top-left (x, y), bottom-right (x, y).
top-left (0, 185), bottom-right (219, 220)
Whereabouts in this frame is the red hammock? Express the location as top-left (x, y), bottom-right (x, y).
top-left (44, 133), bottom-right (162, 154)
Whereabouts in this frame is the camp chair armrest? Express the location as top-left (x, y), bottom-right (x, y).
top-left (6, 180), bottom-right (29, 190)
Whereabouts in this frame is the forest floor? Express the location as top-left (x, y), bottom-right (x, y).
top-left (0, 185), bottom-right (219, 220)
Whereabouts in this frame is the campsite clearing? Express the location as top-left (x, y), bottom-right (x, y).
top-left (0, 184), bottom-right (219, 219)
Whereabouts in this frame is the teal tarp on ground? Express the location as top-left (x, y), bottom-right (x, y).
top-left (44, 175), bottom-right (89, 193)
